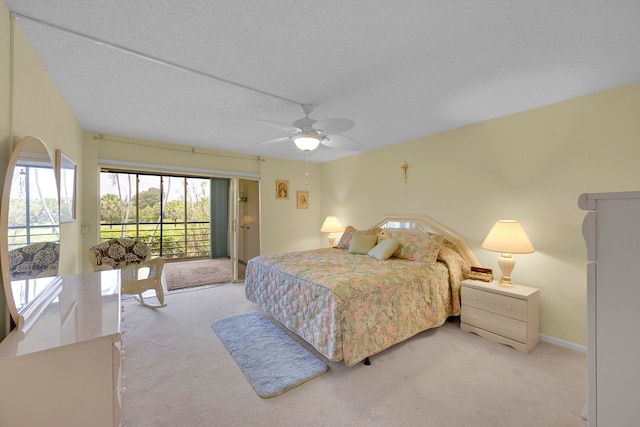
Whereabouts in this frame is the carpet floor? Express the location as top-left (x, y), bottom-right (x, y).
top-left (120, 283), bottom-right (587, 427)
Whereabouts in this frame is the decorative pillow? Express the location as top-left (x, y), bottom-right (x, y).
top-left (337, 226), bottom-right (380, 249)
top-left (91, 238), bottom-right (150, 268)
top-left (348, 234), bottom-right (378, 255)
top-left (368, 238), bottom-right (400, 260)
top-left (336, 226), bottom-right (356, 249)
top-left (392, 232), bottom-right (445, 264)
top-left (8, 241), bottom-right (60, 279)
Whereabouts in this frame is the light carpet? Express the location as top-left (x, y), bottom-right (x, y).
top-left (121, 284), bottom-right (587, 427)
top-left (211, 312), bottom-right (328, 398)
top-left (164, 258), bottom-right (233, 291)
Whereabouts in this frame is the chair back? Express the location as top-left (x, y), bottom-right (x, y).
top-left (88, 238), bottom-right (151, 271)
top-left (9, 241), bottom-right (60, 280)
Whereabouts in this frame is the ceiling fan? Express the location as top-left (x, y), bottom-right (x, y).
top-left (257, 104), bottom-right (362, 152)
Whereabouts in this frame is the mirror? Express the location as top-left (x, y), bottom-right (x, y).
top-left (1, 136), bottom-right (60, 326)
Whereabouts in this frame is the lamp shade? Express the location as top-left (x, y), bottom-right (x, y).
top-left (481, 220), bottom-right (535, 254)
top-left (320, 216), bottom-right (344, 233)
top-left (293, 134), bottom-right (321, 151)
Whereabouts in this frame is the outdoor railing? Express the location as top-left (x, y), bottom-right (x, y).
top-left (99, 221), bottom-right (211, 259)
top-left (7, 225), bottom-right (60, 251)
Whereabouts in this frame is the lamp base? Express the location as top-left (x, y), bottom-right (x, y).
top-left (497, 253), bottom-right (516, 288)
top-left (327, 234), bottom-right (336, 248)
top-left (497, 277), bottom-right (515, 288)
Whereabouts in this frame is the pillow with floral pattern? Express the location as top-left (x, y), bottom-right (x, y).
top-left (392, 232), bottom-right (445, 264)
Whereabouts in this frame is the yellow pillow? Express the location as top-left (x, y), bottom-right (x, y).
top-left (368, 238), bottom-right (400, 260)
top-left (348, 234), bottom-right (378, 255)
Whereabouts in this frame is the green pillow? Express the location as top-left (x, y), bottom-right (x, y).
top-left (368, 238), bottom-right (400, 260)
top-left (348, 234), bottom-right (378, 255)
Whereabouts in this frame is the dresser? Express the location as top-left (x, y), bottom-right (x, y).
top-left (0, 270), bottom-right (123, 427)
top-left (460, 279), bottom-right (539, 352)
top-left (579, 191), bottom-right (640, 426)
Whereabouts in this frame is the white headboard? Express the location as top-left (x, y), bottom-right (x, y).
top-left (370, 214), bottom-right (481, 268)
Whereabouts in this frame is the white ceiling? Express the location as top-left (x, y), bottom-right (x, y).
top-left (5, 1), bottom-right (640, 163)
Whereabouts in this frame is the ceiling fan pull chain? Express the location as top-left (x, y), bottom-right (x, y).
top-left (305, 154), bottom-right (310, 185)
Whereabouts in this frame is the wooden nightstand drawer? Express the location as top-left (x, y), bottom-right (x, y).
top-left (461, 306), bottom-right (527, 343)
top-left (462, 287), bottom-right (528, 321)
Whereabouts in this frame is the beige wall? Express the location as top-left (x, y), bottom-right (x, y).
top-left (259, 156), bottom-right (322, 255)
top-left (10, 18), bottom-right (85, 280)
top-left (0, 5), bottom-right (85, 336)
top-left (320, 82), bottom-right (640, 346)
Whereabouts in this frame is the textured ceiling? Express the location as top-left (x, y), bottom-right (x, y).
top-left (5, 1), bottom-right (640, 163)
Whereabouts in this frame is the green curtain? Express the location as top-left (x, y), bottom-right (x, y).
top-left (210, 178), bottom-right (229, 258)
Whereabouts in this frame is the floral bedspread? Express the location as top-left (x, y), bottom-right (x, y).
top-left (245, 248), bottom-right (466, 366)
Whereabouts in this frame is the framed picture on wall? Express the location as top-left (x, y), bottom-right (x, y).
top-left (296, 191), bottom-right (309, 209)
top-left (276, 180), bottom-right (289, 200)
top-left (55, 149), bottom-right (77, 222)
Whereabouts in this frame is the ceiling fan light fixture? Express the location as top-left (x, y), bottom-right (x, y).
top-left (293, 134), bottom-right (321, 151)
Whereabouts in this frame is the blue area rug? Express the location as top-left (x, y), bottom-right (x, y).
top-left (211, 312), bottom-right (328, 398)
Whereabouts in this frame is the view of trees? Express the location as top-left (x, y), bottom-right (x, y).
top-left (8, 166), bottom-right (60, 249)
top-left (100, 172), bottom-right (212, 259)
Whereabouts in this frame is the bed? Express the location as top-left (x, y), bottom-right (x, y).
top-left (245, 215), bottom-right (481, 366)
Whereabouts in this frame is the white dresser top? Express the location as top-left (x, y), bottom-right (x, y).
top-left (0, 270), bottom-right (122, 359)
top-left (461, 279), bottom-right (539, 299)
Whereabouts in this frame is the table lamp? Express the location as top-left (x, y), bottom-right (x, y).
top-left (320, 216), bottom-right (344, 247)
top-left (481, 220), bottom-right (535, 288)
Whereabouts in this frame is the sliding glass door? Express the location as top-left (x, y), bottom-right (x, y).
top-left (100, 170), bottom-right (259, 282)
top-left (99, 171), bottom-right (226, 260)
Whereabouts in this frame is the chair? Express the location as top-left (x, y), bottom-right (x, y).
top-left (9, 241), bottom-right (60, 280)
top-left (88, 238), bottom-right (166, 308)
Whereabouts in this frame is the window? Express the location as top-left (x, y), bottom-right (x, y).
top-left (100, 171), bottom-right (216, 259)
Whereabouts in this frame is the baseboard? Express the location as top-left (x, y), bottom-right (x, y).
top-left (539, 334), bottom-right (587, 352)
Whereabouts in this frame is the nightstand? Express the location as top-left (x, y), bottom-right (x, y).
top-left (460, 279), bottom-right (540, 352)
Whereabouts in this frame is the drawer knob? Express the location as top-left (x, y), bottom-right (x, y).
top-left (472, 297), bottom-right (477, 301)
top-left (506, 305), bottom-right (512, 310)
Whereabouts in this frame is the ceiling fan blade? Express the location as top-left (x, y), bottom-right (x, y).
top-left (321, 134), bottom-right (363, 150)
top-left (257, 120), bottom-right (301, 134)
top-left (312, 118), bottom-right (355, 135)
top-left (255, 136), bottom-right (291, 146)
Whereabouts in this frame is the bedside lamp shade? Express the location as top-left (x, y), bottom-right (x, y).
top-left (320, 216), bottom-right (344, 247)
top-left (481, 220), bottom-right (535, 287)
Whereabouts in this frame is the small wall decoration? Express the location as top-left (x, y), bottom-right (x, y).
top-left (296, 191), bottom-right (309, 209)
top-left (55, 149), bottom-right (77, 222)
top-left (276, 180), bottom-right (289, 200)
top-left (401, 160), bottom-right (412, 194)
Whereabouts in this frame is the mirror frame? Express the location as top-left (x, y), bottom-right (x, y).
top-left (56, 149), bottom-right (77, 222)
top-left (1, 136), bottom-right (60, 327)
